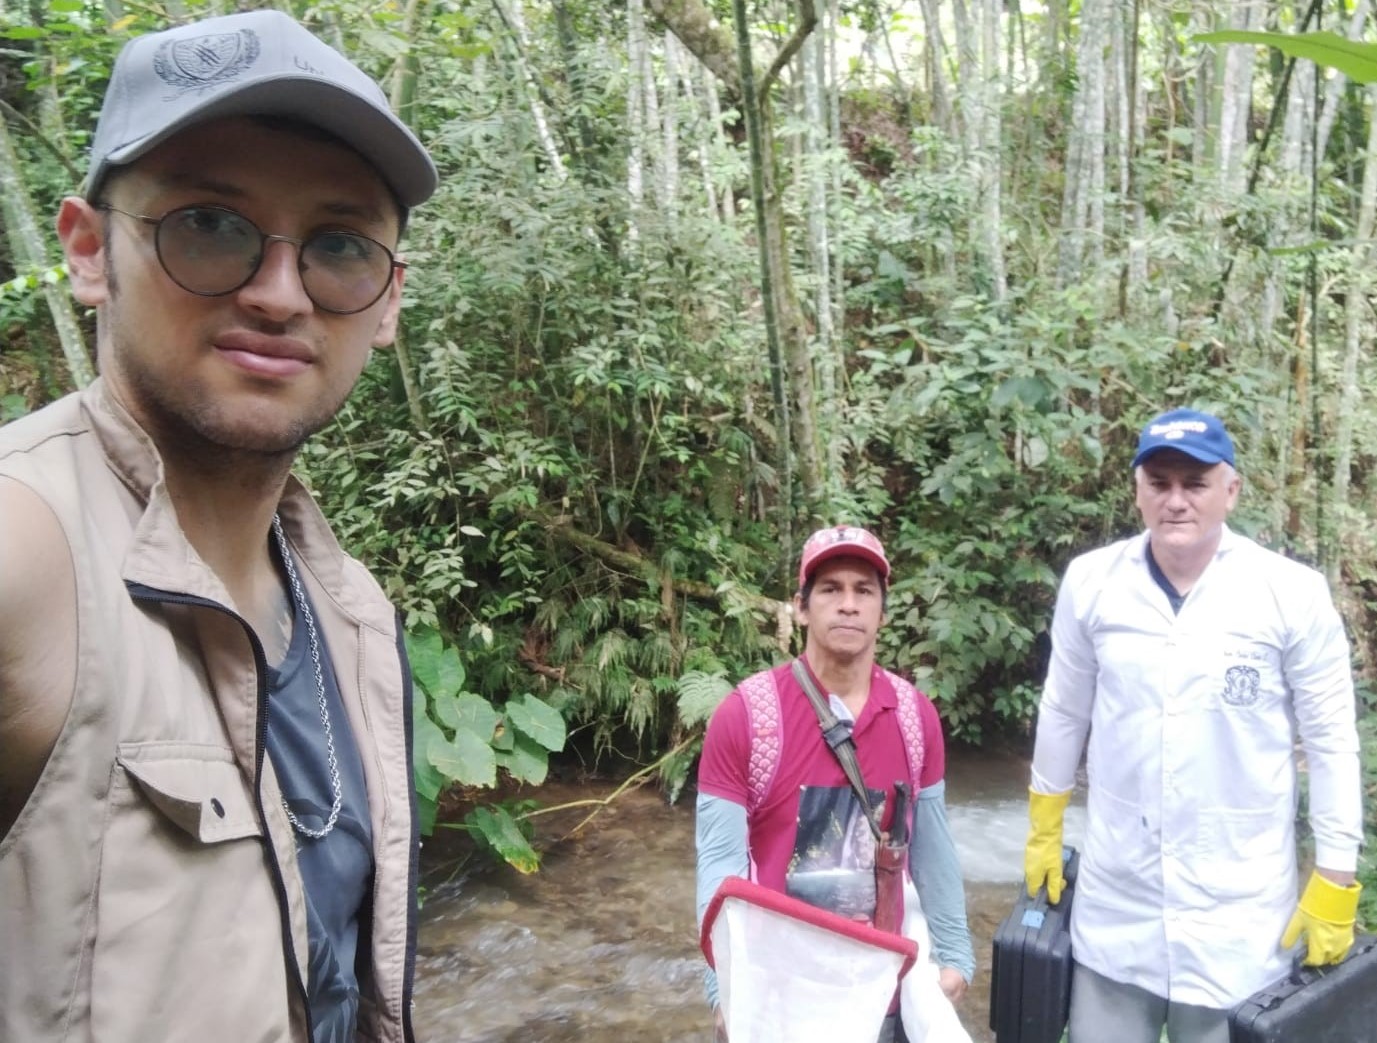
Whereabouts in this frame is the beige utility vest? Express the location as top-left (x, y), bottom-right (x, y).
top-left (0, 382), bottom-right (418, 1042)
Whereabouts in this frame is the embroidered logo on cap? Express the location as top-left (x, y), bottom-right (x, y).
top-left (154, 30), bottom-right (260, 93)
top-left (1150, 419), bottom-right (1208, 441)
top-left (808, 526), bottom-right (869, 549)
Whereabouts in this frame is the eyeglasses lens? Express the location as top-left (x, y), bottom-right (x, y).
top-left (301, 232), bottom-right (393, 314)
top-left (157, 208), bottom-right (259, 296)
top-left (154, 207), bottom-right (393, 314)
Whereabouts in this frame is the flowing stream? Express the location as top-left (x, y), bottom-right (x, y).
top-left (412, 745), bottom-right (1085, 1043)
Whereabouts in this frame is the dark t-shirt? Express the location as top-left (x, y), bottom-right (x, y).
top-left (266, 581), bottom-right (374, 1043)
top-left (1146, 543), bottom-right (1186, 614)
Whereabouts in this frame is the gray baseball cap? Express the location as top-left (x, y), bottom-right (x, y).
top-left (85, 10), bottom-right (437, 207)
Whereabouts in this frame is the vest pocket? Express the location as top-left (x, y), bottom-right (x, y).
top-left (89, 742), bottom-right (291, 1042)
top-left (117, 745), bottom-right (262, 843)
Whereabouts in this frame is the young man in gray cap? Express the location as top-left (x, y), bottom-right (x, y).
top-left (0, 12), bottom-right (436, 1042)
top-left (1023, 409), bottom-right (1363, 1042)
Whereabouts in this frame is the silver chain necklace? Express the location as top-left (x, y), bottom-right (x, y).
top-left (272, 514), bottom-right (343, 840)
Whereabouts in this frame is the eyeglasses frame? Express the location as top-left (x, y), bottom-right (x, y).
top-left (98, 203), bottom-right (406, 315)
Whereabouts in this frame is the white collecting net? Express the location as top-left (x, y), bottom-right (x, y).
top-left (703, 877), bottom-right (916, 1043)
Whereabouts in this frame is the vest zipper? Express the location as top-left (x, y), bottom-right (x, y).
top-left (394, 612), bottom-right (419, 1043)
top-left (126, 583), bottom-right (316, 1041)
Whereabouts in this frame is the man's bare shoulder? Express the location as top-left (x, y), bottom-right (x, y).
top-left (0, 475), bottom-right (76, 627)
top-left (0, 476), bottom-right (78, 837)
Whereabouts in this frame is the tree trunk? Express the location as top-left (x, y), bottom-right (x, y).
top-left (497, 0), bottom-right (568, 181)
top-left (640, 25), bottom-right (668, 213)
top-left (1332, 84), bottom-right (1377, 542)
top-left (1057, 0), bottom-right (1105, 287)
top-left (0, 113), bottom-right (94, 389)
top-left (952, 0), bottom-right (980, 166)
top-left (1258, 54), bottom-right (1313, 351)
top-left (390, 0), bottom-right (426, 129)
top-left (647, 0), bottom-right (826, 529)
top-left (827, 0), bottom-right (843, 336)
top-left (955, 0), bottom-right (1007, 294)
top-left (1215, 0), bottom-right (1259, 197)
top-left (979, 0), bottom-right (1006, 301)
top-left (701, 60), bottom-right (735, 221)
top-left (1122, 0), bottom-right (1147, 305)
top-left (627, 0), bottom-right (648, 236)
top-left (675, 40), bottom-right (720, 220)
top-left (646, 0), bottom-right (741, 94)
top-left (916, 0), bottom-right (953, 134)
top-left (759, 102), bottom-right (825, 521)
top-left (387, 0), bottom-right (431, 430)
top-left (877, 2), bottom-right (913, 123)
top-left (1190, 2), bottom-right (1213, 172)
top-left (662, 30), bottom-right (682, 221)
top-left (803, 30), bottom-right (839, 490)
top-left (803, 33), bottom-right (833, 359)
top-left (1315, 0), bottom-right (1370, 164)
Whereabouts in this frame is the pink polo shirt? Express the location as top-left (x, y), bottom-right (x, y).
top-left (697, 659), bottom-right (946, 895)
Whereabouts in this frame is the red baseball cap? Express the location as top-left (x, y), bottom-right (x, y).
top-left (797, 525), bottom-right (891, 588)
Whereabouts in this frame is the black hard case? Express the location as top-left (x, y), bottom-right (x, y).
top-left (989, 847), bottom-right (1079, 1043)
top-left (1229, 934), bottom-right (1377, 1043)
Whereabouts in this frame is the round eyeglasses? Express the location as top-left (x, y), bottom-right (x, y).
top-left (99, 204), bottom-right (405, 315)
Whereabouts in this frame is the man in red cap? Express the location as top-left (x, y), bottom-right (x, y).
top-left (696, 525), bottom-right (974, 1042)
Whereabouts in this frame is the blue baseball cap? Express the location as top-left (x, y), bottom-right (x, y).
top-left (1131, 409), bottom-right (1235, 468)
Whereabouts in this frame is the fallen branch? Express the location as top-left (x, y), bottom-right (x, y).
top-left (518, 735), bottom-right (698, 840)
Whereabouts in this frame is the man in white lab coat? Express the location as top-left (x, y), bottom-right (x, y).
top-left (1024, 408), bottom-right (1364, 1043)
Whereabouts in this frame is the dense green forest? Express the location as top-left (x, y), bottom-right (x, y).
top-left (1, 0), bottom-right (1374, 896)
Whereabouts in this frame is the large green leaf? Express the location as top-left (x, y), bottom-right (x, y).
top-left (466, 805), bottom-right (540, 874)
top-left (433, 690), bottom-right (500, 738)
top-left (505, 693), bottom-right (566, 752)
top-left (495, 732), bottom-right (550, 785)
top-left (1196, 30), bottom-right (1377, 83)
top-left (427, 728), bottom-right (497, 788)
top-left (412, 714), bottom-right (449, 802)
top-left (405, 629), bottom-right (443, 694)
top-left (405, 627), bottom-right (466, 697)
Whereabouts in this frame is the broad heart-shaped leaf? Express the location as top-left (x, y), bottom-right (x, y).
top-left (405, 629), bottom-right (444, 695)
top-left (495, 732), bottom-right (550, 785)
top-left (427, 727), bottom-right (497, 788)
top-left (505, 693), bottom-right (566, 752)
top-left (404, 627), bottom-right (466, 698)
top-left (412, 714), bottom-right (449, 803)
top-left (466, 805), bottom-right (540, 874)
top-left (1196, 30), bottom-right (1377, 83)
top-left (433, 690), bottom-right (500, 739)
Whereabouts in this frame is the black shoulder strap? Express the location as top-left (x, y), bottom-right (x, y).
top-left (790, 658), bottom-right (883, 841)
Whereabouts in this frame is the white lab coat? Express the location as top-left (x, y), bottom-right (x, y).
top-left (1032, 527), bottom-right (1362, 1008)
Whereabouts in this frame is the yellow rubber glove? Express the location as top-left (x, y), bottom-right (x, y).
top-left (1281, 870), bottom-right (1362, 966)
top-left (1024, 788), bottom-right (1072, 904)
